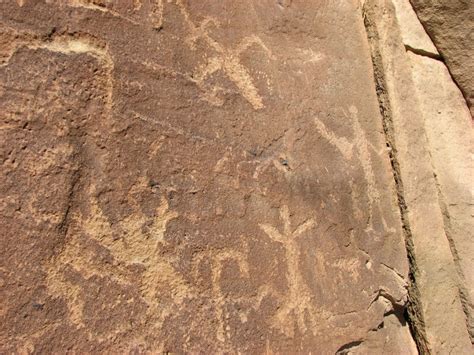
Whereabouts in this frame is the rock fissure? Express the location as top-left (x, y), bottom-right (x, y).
top-left (335, 340), bottom-right (364, 354)
top-left (430, 166), bottom-right (473, 341)
top-left (405, 32), bottom-right (472, 121)
top-left (404, 44), bottom-right (441, 60)
top-left (362, 2), bottom-right (429, 353)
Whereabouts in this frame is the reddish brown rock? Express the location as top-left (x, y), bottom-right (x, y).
top-left (1, 0), bottom-right (414, 352)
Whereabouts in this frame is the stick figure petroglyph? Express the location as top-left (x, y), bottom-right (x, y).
top-left (259, 205), bottom-right (317, 337)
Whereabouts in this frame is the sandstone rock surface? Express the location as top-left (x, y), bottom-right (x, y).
top-left (394, 0), bottom-right (474, 344)
top-left (410, 0), bottom-right (474, 117)
top-left (1, 0), bottom-right (473, 353)
top-left (408, 53), bottom-right (474, 343)
top-left (0, 0), bottom-right (413, 352)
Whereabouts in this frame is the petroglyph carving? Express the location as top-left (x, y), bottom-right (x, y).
top-left (296, 48), bottom-right (324, 64)
top-left (176, 0), bottom-right (273, 109)
top-left (35, 36), bottom-right (114, 114)
top-left (0, 29), bottom-right (114, 116)
top-left (150, 0), bottom-right (164, 29)
top-left (67, 0), bottom-right (140, 25)
top-left (259, 205), bottom-right (317, 337)
top-left (191, 244), bottom-right (250, 345)
top-left (314, 106), bottom-right (381, 229)
top-left (45, 182), bottom-right (187, 333)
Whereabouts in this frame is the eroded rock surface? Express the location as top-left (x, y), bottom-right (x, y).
top-left (0, 0), bottom-right (419, 352)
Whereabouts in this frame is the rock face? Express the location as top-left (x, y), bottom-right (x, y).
top-left (408, 52), bottom-right (474, 345)
top-left (393, 0), bottom-right (474, 343)
top-left (0, 1), bottom-right (413, 352)
top-left (364, 0), bottom-right (474, 352)
top-left (409, 0), bottom-right (474, 117)
top-left (0, 0), bottom-right (472, 353)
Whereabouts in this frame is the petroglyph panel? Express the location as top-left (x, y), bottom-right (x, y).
top-left (1, 0), bottom-right (412, 352)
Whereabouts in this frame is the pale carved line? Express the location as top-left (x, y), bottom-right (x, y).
top-left (191, 244), bottom-right (250, 346)
top-left (150, 0), bottom-right (164, 29)
top-left (66, 0), bottom-right (140, 25)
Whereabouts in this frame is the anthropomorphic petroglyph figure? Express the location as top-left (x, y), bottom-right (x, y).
top-left (314, 106), bottom-right (383, 231)
top-left (259, 205), bottom-right (317, 337)
top-left (191, 246), bottom-right (250, 346)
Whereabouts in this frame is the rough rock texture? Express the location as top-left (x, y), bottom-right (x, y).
top-left (1, 0), bottom-right (473, 353)
top-left (394, 0), bottom-right (474, 345)
top-left (391, 0), bottom-right (439, 56)
top-left (0, 0), bottom-right (415, 352)
top-left (363, 0), bottom-right (473, 352)
top-left (409, 0), bottom-right (474, 117)
top-left (408, 53), bottom-right (474, 343)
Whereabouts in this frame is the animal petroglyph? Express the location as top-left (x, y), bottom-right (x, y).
top-left (314, 106), bottom-right (381, 230)
top-left (45, 182), bottom-right (188, 335)
top-left (36, 36), bottom-right (114, 114)
top-left (259, 205), bottom-right (317, 337)
top-left (176, 0), bottom-right (273, 109)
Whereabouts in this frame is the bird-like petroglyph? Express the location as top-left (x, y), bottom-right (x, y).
top-left (259, 205), bottom-right (317, 337)
top-left (176, 0), bottom-right (273, 109)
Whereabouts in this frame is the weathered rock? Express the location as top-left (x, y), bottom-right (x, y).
top-left (391, 0), bottom-right (439, 56)
top-left (408, 51), bottom-right (474, 344)
top-left (393, 0), bottom-right (474, 343)
top-left (363, 0), bottom-right (473, 352)
top-left (409, 0), bottom-right (474, 117)
top-left (3, 0), bottom-right (474, 353)
top-left (0, 0), bottom-right (415, 352)
top-left (352, 314), bottom-right (417, 354)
